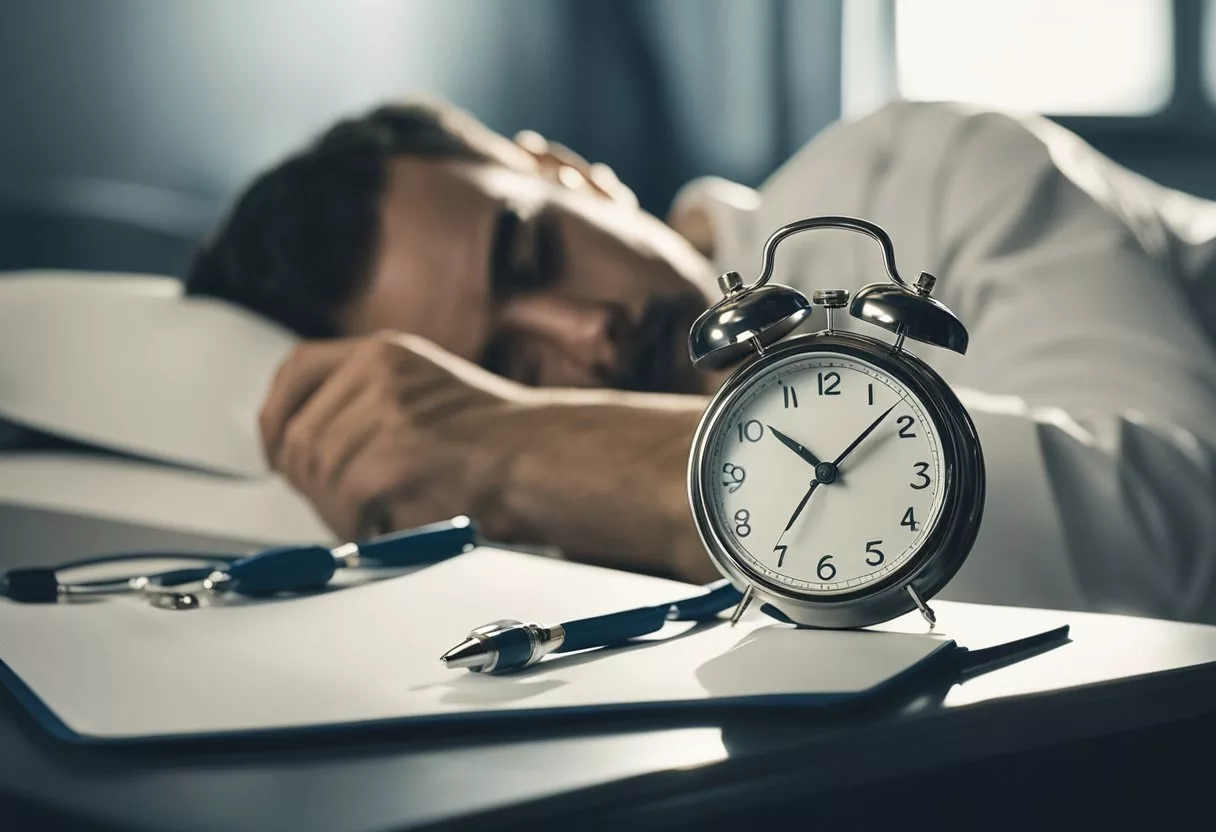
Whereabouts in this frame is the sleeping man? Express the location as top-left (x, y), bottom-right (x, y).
top-left (186, 99), bottom-right (1216, 622)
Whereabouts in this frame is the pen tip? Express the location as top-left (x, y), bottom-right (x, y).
top-left (439, 637), bottom-right (489, 671)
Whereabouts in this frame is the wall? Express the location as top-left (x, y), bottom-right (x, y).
top-left (0, 0), bottom-right (843, 275)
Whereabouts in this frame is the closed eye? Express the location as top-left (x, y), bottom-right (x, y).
top-left (490, 205), bottom-right (564, 302)
top-left (489, 204), bottom-right (522, 302)
top-left (480, 332), bottom-right (541, 386)
top-left (532, 208), bottom-right (565, 289)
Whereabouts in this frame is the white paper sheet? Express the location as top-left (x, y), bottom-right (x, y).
top-left (0, 548), bottom-right (964, 742)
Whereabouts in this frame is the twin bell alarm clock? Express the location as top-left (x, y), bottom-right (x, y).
top-left (686, 216), bottom-right (985, 629)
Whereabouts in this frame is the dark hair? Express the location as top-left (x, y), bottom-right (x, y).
top-left (185, 102), bottom-right (490, 337)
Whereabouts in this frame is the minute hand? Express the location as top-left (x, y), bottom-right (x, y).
top-left (832, 402), bottom-right (898, 467)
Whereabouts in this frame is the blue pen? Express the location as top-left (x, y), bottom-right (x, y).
top-left (440, 579), bottom-right (742, 673)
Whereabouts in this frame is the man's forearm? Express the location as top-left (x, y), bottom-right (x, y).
top-left (488, 390), bottom-right (719, 583)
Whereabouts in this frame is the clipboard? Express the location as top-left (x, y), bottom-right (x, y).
top-left (0, 547), bottom-right (1066, 744)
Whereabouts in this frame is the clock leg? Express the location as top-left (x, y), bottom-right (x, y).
top-left (906, 585), bottom-right (936, 630)
top-left (729, 585), bottom-right (756, 627)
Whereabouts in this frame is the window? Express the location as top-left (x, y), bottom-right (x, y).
top-left (1201, 0), bottom-right (1216, 102)
top-left (894, 0), bottom-right (1174, 115)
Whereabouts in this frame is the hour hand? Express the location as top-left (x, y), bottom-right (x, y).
top-left (767, 425), bottom-right (822, 469)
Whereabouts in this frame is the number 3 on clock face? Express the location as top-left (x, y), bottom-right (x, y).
top-left (705, 352), bottom-right (947, 596)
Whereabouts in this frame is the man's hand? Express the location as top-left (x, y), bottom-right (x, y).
top-left (260, 332), bottom-right (719, 584)
top-left (259, 333), bottom-right (534, 541)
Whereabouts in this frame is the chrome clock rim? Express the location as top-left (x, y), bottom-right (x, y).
top-left (687, 331), bottom-right (986, 629)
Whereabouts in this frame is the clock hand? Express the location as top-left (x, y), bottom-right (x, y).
top-left (832, 402), bottom-right (899, 468)
top-left (766, 425), bottom-right (822, 468)
top-left (773, 403), bottom-right (899, 563)
top-left (780, 480), bottom-right (821, 534)
top-left (771, 477), bottom-right (822, 567)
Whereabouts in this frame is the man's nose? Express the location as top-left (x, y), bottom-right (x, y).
top-left (497, 295), bottom-right (626, 377)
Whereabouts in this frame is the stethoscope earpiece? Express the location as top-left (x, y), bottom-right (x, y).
top-left (2, 568), bottom-right (61, 603)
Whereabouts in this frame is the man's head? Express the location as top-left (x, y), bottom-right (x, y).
top-left (187, 100), bottom-right (714, 394)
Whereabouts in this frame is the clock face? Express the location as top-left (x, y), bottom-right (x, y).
top-left (703, 351), bottom-right (947, 596)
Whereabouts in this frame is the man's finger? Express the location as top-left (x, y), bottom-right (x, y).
top-left (545, 141), bottom-right (616, 200)
top-left (276, 343), bottom-right (388, 481)
top-left (295, 424), bottom-right (404, 543)
top-left (513, 130), bottom-right (617, 201)
top-left (543, 139), bottom-right (594, 176)
top-left (312, 385), bottom-right (384, 490)
top-left (259, 339), bottom-right (360, 463)
top-left (589, 162), bottom-right (638, 208)
top-left (333, 431), bottom-right (419, 521)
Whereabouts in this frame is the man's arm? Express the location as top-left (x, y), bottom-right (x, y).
top-left (492, 388), bottom-right (715, 580)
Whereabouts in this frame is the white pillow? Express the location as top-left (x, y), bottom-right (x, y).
top-left (0, 271), bottom-right (297, 477)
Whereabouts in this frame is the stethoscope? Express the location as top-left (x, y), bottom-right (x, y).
top-left (0, 516), bottom-right (480, 610)
top-left (0, 514), bottom-right (745, 665)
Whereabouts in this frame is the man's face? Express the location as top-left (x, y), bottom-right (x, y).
top-left (337, 140), bottom-right (715, 395)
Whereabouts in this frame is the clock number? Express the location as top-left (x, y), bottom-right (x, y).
top-left (816, 554), bottom-right (836, 581)
top-left (867, 383), bottom-right (874, 406)
top-left (865, 540), bottom-right (885, 566)
top-left (910, 461), bottom-right (931, 490)
top-left (817, 371), bottom-right (841, 396)
top-left (721, 463), bottom-right (746, 493)
top-left (897, 415), bottom-right (916, 439)
top-left (773, 544), bottom-right (789, 567)
top-left (734, 509), bottom-right (752, 537)
top-left (781, 383), bottom-right (799, 409)
top-left (901, 506), bottom-right (920, 532)
top-left (737, 420), bottom-right (763, 443)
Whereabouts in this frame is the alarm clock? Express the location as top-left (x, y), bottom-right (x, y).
top-left (686, 216), bottom-right (984, 629)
